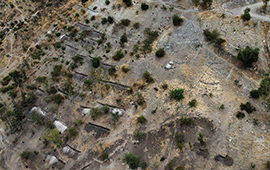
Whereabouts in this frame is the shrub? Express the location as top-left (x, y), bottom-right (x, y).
top-left (47, 86), bottom-right (57, 94)
top-left (90, 107), bottom-right (102, 118)
top-left (134, 129), bottom-right (143, 139)
top-left (240, 102), bottom-right (256, 113)
top-left (68, 127), bottom-right (77, 138)
top-left (123, 0), bottom-right (132, 7)
top-left (162, 83), bottom-right (168, 89)
top-left (192, 0), bottom-right (200, 6)
top-left (175, 166), bottom-right (185, 170)
top-left (26, 84), bottom-right (37, 90)
top-left (160, 156), bottom-right (166, 162)
top-left (133, 22), bottom-right (140, 29)
top-left (203, 29), bottom-right (220, 42)
top-left (91, 57), bottom-right (100, 68)
top-left (81, 0), bottom-right (88, 3)
top-left (136, 93), bottom-right (145, 105)
top-left (31, 111), bottom-right (44, 125)
top-left (172, 14), bottom-right (183, 26)
top-left (241, 8), bottom-right (251, 21)
top-left (140, 161), bottom-right (148, 169)
top-left (197, 132), bottom-right (205, 146)
top-left (259, 77), bottom-right (270, 96)
top-left (36, 76), bottom-right (47, 83)
top-left (170, 89), bottom-right (185, 100)
top-left (72, 55), bottom-right (84, 64)
top-left (84, 78), bottom-right (93, 89)
top-left (113, 51), bottom-right (124, 61)
top-left (44, 129), bottom-right (63, 148)
top-left (156, 48), bottom-right (165, 58)
top-left (137, 115), bottom-right (147, 124)
top-left (85, 19), bottom-right (90, 23)
top-left (8, 90), bottom-right (17, 99)
top-left (237, 46), bottom-right (259, 68)
top-left (51, 65), bottom-right (63, 77)
top-left (101, 104), bottom-right (110, 114)
top-left (143, 71), bottom-right (154, 83)
top-left (122, 66), bottom-right (130, 73)
top-left (20, 151), bottom-right (31, 160)
top-left (107, 16), bottom-right (114, 24)
top-left (120, 33), bottom-right (128, 44)
top-left (101, 152), bottom-right (109, 161)
top-left (142, 28), bottom-right (159, 52)
top-left (55, 32), bottom-right (61, 37)
top-left (180, 117), bottom-right (194, 125)
top-left (267, 161), bottom-right (270, 169)
top-left (124, 152), bottom-right (141, 169)
top-left (175, 132), bottom-right (185, 150)
top-left (219, 104), bottom-right (225, 110)
top-left (236, 111), bottom-right (245, 119)
top-left (120, 19), bottom-right (130, 26)
top-left (141, 3), bottom-right (149, 10)
top-left (105, 0), bottom-right (110, 5)
top-left (101, 18), bottom-right (107, 25)
top-left (201, 0), bottom-right (213, 9)
top-left (51, 94), bottom-right (64, 104)
top-left (1, 76), bottom-right (11, 86)
top-left (108, 67), bottom-right (117, 76)
top-left (188, 99), bottom-right (197, 107)
top-left (73, 119), bottom-right (84, 126)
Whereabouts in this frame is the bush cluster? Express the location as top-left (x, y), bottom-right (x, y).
top-left (172, 14), bottom-right (183, 26)
top-left (237, 46), bottom-right (259, 68)
top-left (170, 89), bottom-right (185, 100)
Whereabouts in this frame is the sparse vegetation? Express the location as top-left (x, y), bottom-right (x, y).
top-left (180, 117), bottom-right (194, 125)
top-left (134, 129), bottom-right (143, 139)
top-left (175, 132), bottom-right (185, 150)
top-left (20, 151), bottom-right (31, 160)
top-left (197, 132), bottom-right (205, 146)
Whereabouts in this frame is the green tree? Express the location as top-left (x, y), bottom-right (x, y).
top-left (91, 57), bottom-right (100, 68)
top-left (44, 129), bottom-right (63, 148)
top-left (123, 0), bottom-right (132, 7)
top-left (170, 89), bottom-right (185, 100)
top-left (263, 0), bottom-right (269, 11)
top-left (237, 46), bottom-right (259, 68)
top-left (20, 151), bottom-right (31, 160)
top-left (172, 14), bottom-right (183, 26)
top-left (68, 127), bottom-right (78, 138)
top-left (156, 48), bottom-right (165, 58)
top-left (241, 8), bottom-right (251, 21)
top-left (141, 3), bottom-right (149, 10)
top-left (250, 89), bottom-right (260, 98)
top-left (124, 152), bottom-right (141, 169)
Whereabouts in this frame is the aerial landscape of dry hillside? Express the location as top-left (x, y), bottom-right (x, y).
top-left (1, 0), bottom-right (270, 169)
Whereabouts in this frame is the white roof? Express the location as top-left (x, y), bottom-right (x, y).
top-left (45, 155), bottom-right (58, 164)
top-left (31, 106), bottom-right (46, 116)
top-left (53, 120), bottom-right (67, 134)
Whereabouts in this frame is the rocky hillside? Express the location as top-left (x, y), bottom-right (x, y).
top-left (1, 0), bottom-right (270, 169)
